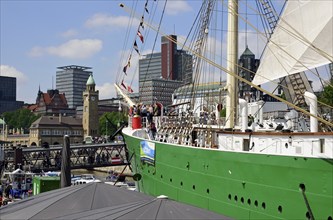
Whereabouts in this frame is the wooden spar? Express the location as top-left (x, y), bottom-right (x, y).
top-left (114, 83), bottom-right (136, 107)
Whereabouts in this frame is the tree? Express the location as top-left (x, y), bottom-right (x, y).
top-left (99, 111), bottom-right (128, 136)
top-left (318, 79), bottom-right (333, 106)
top-left (1, 108), bottom-right (41, 133)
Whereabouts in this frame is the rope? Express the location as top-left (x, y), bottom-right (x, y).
top-left (120, 2), bottom-right (333, 128)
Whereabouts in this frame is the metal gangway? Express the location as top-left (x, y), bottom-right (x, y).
top-left (1, 142), bottom-right (130, 173)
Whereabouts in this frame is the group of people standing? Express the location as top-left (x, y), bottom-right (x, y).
top-left (129, 103), bottom-right (161, 139)
top-left (129, 103), bottom-right (161, 124)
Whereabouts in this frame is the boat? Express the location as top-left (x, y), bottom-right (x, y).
top-left (116, 0), bottom-right (333, 219)
top-left (1, 168), bottom-right (34, 201)
top-left (104, 170), bottom-right (136, 190)
top-left (72, 174), bottom-right (101, 185)
top-left (43, 171), bottom-right (61, 177)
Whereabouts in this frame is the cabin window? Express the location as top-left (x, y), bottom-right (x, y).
top-left (243, 139), bottom-right (250, 151)
top-left (320, 139), bottom-right (325, 153)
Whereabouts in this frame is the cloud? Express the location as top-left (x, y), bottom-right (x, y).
top-left (29, 39), bottom-right (103, 59)
top-left (0, 65), bottom-right (27, 84)
top-left (85, 14), bottom-right (137, 28)
top-left (0, 65), bottom-right (28, 101)
top-left (96, 82), bottom-right (117, 100)
top-left (238, 30), bottom-right (266, 58)
top-left (29, 46), bottom-right (45, 57)
top-left (61, 29), bottom-right (78, 38)
top-left (165, 0), bottom-right (192, 15)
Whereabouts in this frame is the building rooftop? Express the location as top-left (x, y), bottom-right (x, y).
top-left (57, 65), bottom-right (92, 70)
top-left (241, 46), bottom-right (254, 57)
top-left (31, 116), bottom-right (82, 128)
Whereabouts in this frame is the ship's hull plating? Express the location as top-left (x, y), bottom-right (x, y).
top-left (123, 131), bottom-right (333, 219)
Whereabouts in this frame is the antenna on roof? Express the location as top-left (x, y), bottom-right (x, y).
top-left (52, 75), bottom-right (54, 90)
top-left (245, 0), bottom-right (248, 48)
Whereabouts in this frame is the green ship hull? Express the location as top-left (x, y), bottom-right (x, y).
top-left (123, 131), bottom-right (333, 219)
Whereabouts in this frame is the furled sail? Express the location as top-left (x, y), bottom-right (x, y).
top-left (252, 0), bottom-right (333, 85)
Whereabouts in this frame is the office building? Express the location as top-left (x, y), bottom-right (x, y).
top-left (138, 35), bottom-right (193, 105)
top-left (161, 35), bottom-right (193, 83)
top-left (0, 76), bottom-right (24, 114)
top-left (140, 79), bottom-right (183, 106)
top-left (56, 65), bottom-right (92, 109)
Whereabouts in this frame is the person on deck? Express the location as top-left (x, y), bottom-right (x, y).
top-left (149, 122), bottom-right (157, 139)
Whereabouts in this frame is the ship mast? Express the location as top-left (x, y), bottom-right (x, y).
top-left (225, 0), bottom-right (239, 128)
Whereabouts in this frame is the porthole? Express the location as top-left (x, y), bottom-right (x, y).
top-left (241, 197), bottom-right (244, 203)
top-left (234, 195), bottom-right (238, 201)
top-left (262, 202), bottom-right (266, 209)
top-left (160, 175), bottom-right (163, 179)
top-left (192, 185), bottom-right (196, 190)
top-left (254, 200), bottom-right (258, 207)
top-left (328, 216), bottom-right (332, 220)
top-left (247, 198), bottom-right (251, 205)
top-left (306, 211), bottom-right (310, 220)
top-left (206, 188), bottom-right (210, 194)
top-left (169, 178), bottom-right (172, 182)
top-left (180, 181), bottom-right (183, 186)
top-left (228, 194), bottom-right (231, 200)
top-left (278, 205), bottom-right (282, 213)
top-left (148, 170), bottom-right (150, 173)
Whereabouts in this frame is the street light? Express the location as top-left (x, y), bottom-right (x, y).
top-left (118, 100), bottom-right (122, 127)
top-left (1, 117), bottom-right (5, 142)
top-left (105, 120), bottom-right (108, 136)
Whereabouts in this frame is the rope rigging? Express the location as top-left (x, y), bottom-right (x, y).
top-left (118, 1), bottom-right (333, 128)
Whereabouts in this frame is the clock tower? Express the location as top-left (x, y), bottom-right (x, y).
top-left (82, 74), bottom-right (99, 138)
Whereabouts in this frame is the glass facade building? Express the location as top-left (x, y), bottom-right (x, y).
top-left (0, 76), bottom-right (23, 114)
top-left (56, 65), bottom-right (92, 109)
top-left (138, 35), bottom-right (193, 106)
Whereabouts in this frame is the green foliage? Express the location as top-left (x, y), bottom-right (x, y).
top-left (280, 92), bottom-right (286, 101)
top-left (220, 108), bottom-right (226, 117)
top-left (99, 111), bottom-right (128, 136)
top-left (318, 79), bottom-right (333, 106)
top-left (1, 108), bottom-right (41, 132)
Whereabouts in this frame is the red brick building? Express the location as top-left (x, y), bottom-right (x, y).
top-left (28, 89), bottom-right (76, 116)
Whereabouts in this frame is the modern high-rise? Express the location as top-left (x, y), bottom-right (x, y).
top-left (0, 76), bottom-right (24, 114)
top-left (138, 35), bottom-right (193, 106)
top-left (56, 65), bottom-right (92, 109)
top-left (139, 53), bottom-right (162, 82)
top-left (140, 79), bottom-right (183, 106)
top-left (161, 35), bottom-right (192, 83)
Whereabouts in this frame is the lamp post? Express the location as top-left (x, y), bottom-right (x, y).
top-left (118, 100), bottom-right (122, 127)
top-left (1, 117), bottom-right (5, 142)
top-left (105, 120), bottom-right (108, 136)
